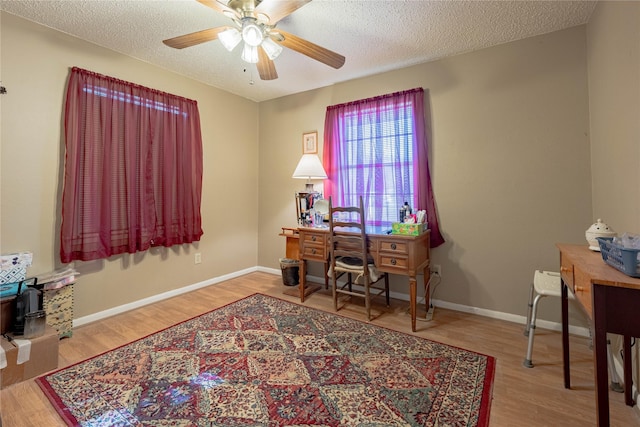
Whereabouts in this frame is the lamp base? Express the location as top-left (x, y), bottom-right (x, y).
top-left (304, 182), bottom-right (314, 191)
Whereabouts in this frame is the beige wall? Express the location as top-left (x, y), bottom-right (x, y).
top-left (587, 1), bottom-right (640, 233)
top-left (1, 13), bottom-right (259, 318)
top-left (586, 0), bottom-right (640, 402)
top-left (5, 8), bottom-right (632, 330)
top-left (259, 26), bottom-right (592, 324)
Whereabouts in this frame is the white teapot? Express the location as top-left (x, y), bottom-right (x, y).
top-left (585, 219), bottom-right (617, 251)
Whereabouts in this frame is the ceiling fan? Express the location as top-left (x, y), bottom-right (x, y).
top-left (163, 0), bottom-right (346, 81)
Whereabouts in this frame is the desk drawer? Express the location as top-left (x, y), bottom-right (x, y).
top-left (560, 253), bottom-right (574, 291)
top-left (301, 244), bottom-right (326, 261)
top-left (378, 254), bottom-right (409, 273)
top-left (302, 232), bottom-right (326, 246)
top-left (300, 232), bottom-right (327, 261)
top-left (376, 237), bottom-right (411, 273)
top-left (378, 240), bottom-right (409, 255)
top-left (573, 266), bottom-right (593, 317)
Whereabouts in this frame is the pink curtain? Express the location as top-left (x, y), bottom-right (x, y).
top-left (323, 88), bottom-right (444, 247)
top-left (60, 67), bottom-right (203, 263)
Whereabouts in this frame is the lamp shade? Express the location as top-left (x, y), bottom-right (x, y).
top-left (292, 154), bottom-right (327, 180)
top-left (242, 22), bottom-right (263, 47)
top-left (261, 37), bottom-right (283, 60)
top-left (218, 27), bottom-right (242, 52)
top-left (241, 43), bottom-right (259, 63)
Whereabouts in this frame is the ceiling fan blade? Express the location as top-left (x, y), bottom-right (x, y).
top-left (255, 0), bottom-right (311, 24)
top-left (196, 0), bottom-right (236, 16)
top-left (275, 29), bottom-right (345, 69)
top-left (163, 27), bottom-right (231, 49)
top-left (257, 48), bottom-right (278, 80)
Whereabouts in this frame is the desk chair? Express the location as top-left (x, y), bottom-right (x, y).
top-left (328, 196), bottom-right (389, 321)
top-left (523, 270), bottom-right (623, 391)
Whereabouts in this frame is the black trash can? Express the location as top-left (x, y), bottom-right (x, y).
top-left (279, 258), bottom-right (300, 286)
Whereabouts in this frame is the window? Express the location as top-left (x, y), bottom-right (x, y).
top-left (60, 67), bottom-right (204, 262)
top-left (323, 88), bottom-right (444, 247)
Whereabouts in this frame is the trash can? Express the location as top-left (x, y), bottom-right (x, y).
top-left (279, 258), bottom-right (300, 286)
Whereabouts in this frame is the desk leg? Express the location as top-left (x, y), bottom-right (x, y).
top-left (593, 284), bottom-right (610, 427)
top-left (561, 279), bottom-right (570, 389)
top-left (409, 276), bottom-right (417, 332)
top-left (299, 260), bottom-right (307, 303)
top-left (288, 259), bottom-right (321, 302)
top-left (324, 262), bottom-right (329, 290)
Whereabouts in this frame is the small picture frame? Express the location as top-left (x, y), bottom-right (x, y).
top-left (302, 131), bottom-right (318, 154)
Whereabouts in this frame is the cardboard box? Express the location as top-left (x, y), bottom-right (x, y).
top-left (391, 222), bottom-right (428, 236)
top-left (0, 325), bottom-right (59, 389)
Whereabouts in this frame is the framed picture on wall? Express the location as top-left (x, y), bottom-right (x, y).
top-left (302, 131), bottom-right (318, 154)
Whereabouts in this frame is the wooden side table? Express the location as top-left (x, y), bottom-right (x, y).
top-left (557, 243), bottom-right (640, 426)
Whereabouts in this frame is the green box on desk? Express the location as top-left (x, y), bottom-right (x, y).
top-left (391, 222), bottom-right (427, 236)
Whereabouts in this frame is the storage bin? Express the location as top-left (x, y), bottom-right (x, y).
top-left (597, 237), bottom-right (640, 278)
top-left (279, 258), bottom-right (300, 286)
top-left (43, 284), bottom-right (74, 338)
top-left (23, 310), bottom-right (47, 339)
top-left (0, 282), bottom-right (21, 298)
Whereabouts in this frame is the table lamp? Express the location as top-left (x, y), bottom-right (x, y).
top-left (292, 154), bottom-right (327, 190)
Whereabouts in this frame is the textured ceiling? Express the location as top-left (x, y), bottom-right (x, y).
top-left (1, 0), bottom-right (597, 102)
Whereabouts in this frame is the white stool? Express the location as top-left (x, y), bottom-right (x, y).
top-left (522, 270), bottom-right (623, 392)
top-left (523, 270), bottom-right (572, 368)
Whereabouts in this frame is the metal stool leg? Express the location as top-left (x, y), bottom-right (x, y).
top-left (607, 338), bottom-right (624, 393)
top-left (523, 293), bottom-right (544, 368)
top-left (524, 282), bottom-right (535, 337)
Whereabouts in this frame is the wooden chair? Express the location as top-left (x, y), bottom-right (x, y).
top-left (328, 196), bottom-right (389, 320)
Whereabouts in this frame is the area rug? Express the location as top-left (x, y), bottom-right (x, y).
top-left (37, 293), bottom-right (495, 426)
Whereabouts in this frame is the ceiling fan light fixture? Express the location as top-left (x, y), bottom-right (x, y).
top-left (162, 1), bottom-right (346, 81)
top-left (241, 43), bottom-right (259, 63)
top-left (261, 37), bottom-right (283, 60)
top-left (218, 27), bottom-right (242, 52)
top-left (241, 22), bottom-right (263, 47)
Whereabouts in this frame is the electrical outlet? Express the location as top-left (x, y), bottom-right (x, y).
top-left (431, 264), bottom-right (441, 276)
top-left (195, 253), bottom-right (202, 264)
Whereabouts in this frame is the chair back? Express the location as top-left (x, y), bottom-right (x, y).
top-left (328, 196), bottom-right (369, 272)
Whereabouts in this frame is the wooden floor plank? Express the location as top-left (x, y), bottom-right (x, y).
top-left (1, 272), bottom-right (638, 426)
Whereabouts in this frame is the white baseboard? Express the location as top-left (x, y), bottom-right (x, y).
top-left (73, 267), bottom-right (258, 327)
top-left (260, 267), bottom-right (591, 337)
top-left (74, 267), bottom-right (590, 338)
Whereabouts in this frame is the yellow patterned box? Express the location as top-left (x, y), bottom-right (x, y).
top-left (391, 222), bottom-right (428, 236)
top-left (43, 284), bottom-right (74, 338)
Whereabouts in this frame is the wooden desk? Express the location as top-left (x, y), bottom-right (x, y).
top-left (296, 226), bottom-right (431, 332)
top-left (557, 244), bottom-right (640, 426)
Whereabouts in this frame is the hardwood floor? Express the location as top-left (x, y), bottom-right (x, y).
top-left (1, 271), bottom-right (639, 426)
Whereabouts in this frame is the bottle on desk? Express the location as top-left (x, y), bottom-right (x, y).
top-left (399, 201), bottom-right (412, 222)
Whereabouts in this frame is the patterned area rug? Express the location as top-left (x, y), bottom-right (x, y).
top-left (37, 293), bottom-right (495, 426)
